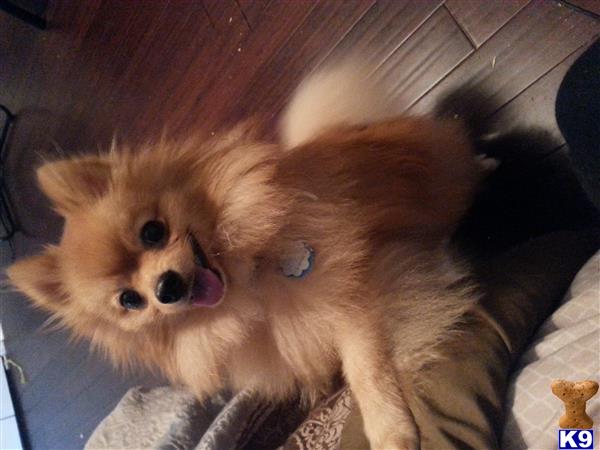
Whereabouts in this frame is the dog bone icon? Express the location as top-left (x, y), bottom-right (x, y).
top-left (551, 379), bottom-right (599, 429)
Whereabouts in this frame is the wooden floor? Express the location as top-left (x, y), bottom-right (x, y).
top-left (1, 1), bottom-right (598, 449)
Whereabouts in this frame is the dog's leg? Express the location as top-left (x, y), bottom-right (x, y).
top-left (337, 324), bottom-right (419, 450)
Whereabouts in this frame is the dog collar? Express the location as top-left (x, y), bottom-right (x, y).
top-left (279, 241), bottom-right (314, 278)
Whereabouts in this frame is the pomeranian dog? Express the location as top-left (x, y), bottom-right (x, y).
top-left (9, 62), bottom-right (487, 449)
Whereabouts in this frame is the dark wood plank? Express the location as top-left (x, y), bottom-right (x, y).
top-left (565, 0), bottom-right (600, 16)
top-left (446, 0), bottom-right (530, 47)
top-left (114, 2), bottom-right (243, 144)
top-left (375, 6), bottom-right (474, 109)
top-left (155, 0), bottom-right (317, 138)
top-left (486, 45), bottom-right (590, 149)
top-left (324, 0), bottom-right (443, 66)
top-left (410, 0), bottom-right (600, 116)
top-left (224, 0), bottom-right (376, 128)
top-left (170, 0), bottom-right (373, 137)
top-left (236, 0), bottom-right (271, 29)
top-left (68, 1), bottom-right (205, 143)
top-left (1, 0), bottom-right (215, 147)
top-left (88, 0), bottom-right (246, 145)
top-left (203, 0), bottom-right (249, 31)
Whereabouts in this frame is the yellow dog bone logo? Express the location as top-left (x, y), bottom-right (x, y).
top-left (551, 379), bottom-right (599, 429)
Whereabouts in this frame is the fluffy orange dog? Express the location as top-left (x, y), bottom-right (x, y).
top-left (9, 63), bottom-right (485, 449)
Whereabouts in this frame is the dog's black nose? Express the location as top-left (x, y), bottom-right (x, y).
top-left (155, 271), bottom-right (188, 304)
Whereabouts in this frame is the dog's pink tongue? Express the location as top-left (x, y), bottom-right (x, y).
top-left (191, 268), bottom-right (224, 307)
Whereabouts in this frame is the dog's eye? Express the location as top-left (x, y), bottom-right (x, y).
top-left (140, 220), bottom-right (167, 247)
top-left (119, 289), bottom-right (145, 310)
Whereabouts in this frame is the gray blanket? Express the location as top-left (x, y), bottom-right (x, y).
top-left (86, 386), bottom-right (352, 450)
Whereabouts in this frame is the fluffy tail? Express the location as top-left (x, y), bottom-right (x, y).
top-left (280, 60), bottom-right (396, 148)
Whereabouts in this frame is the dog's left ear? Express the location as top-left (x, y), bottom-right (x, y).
top-left (37, 156), bottom-right (112, 215)
top-left (7, 247), bottom-right (67, 313)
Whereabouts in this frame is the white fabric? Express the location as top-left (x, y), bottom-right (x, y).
top-left (503, 250), bottom-right (600, 450)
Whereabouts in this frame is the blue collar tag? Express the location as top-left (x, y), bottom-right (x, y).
top-left (279, 242), bottom-right (314, 278)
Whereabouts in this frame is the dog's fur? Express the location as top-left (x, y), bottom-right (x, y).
top-left (8, 64), bottom-right (485, 449)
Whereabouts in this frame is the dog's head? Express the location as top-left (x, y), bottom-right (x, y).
top-left (8, 133), bottom-right (286, 354)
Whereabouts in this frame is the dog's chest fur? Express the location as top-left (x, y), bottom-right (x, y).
top-left (172, 262), bottom-right (349, 402)
top-left (163, 160), bottom-right (374, 401)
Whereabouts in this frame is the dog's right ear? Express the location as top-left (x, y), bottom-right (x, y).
top-left (37, 156), bottom-right (112, 215)
top-left (7, 248), bottom-right (67, 314)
